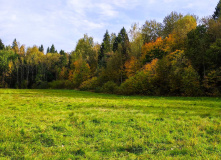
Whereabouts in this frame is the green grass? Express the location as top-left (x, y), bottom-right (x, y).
top-left (0, 89), bottom-right (221, 159)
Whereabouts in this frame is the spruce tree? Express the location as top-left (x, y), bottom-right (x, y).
top-left (0, 39), bottom-right (4, 50)
top-left (47, 47), bottom-right (50, 53)
top-left (98, 30), bottom-right (111, 68)
top-left (50, 44), bottom-right (56, 53)
top-left (39, 44), bottom-right (44, 52)
top-left (213, 0), bottom-right (221, 20)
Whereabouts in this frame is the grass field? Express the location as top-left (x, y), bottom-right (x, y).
top-left (0, 89), bottom-right (221, 159)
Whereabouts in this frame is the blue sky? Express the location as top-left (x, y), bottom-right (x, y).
top-left (0, 0), bottom-right (218, 52)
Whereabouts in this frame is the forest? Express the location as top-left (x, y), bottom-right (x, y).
top-left (0, 1), bottom-right (221, 96)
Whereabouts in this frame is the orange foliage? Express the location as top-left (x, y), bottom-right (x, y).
top-left (68, 58), bottom-right (91, 83)
top-left (141, 37), bottom-right (169, 63)
top-left (143, 58), bottom-right (158, 75)
top-left (142, 37), bottom-right (163, 54)
top-left (164, 34), bottom-right (176, 53)
top-left (125, 56), bottom-right (140, 77)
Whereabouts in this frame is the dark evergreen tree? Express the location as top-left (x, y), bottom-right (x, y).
top-left (213, 0), bottom-right (221, 20)
top-left (39, 45), bottom-right (44, 52)
top-left (112, 27), bottom-right (130, 84)
top-left (113, 27), bottom-right (130, 58)
top-left (59, 50), bottom-right (65, 55)
top-left (0, 39), bottom-right (4, 50)
top-left (113, 36), bottom-right (119, 52)
top-left (47, 47), bottom-right (50, 53)
top-left (59, 50), bottom-right (67, 67)
top-left (98, 30), bottom-right (111, 68)
top-left (12, 39), bottom-right (18, 49)
top-left (50, 44), bottom-right (56, 53)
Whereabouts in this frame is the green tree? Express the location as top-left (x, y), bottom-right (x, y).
top-left (113, 27), bottom-right (130, 61)
top-left (186, 25), bottom-right (210, 78)
top-left (0, 39), bottom-right (4, 50)
top-left (47, 47), bottom-right (50, 53)
top-left (49, 44), bottom-right (56, 53)
top-left (39, 45), bottom-right (44, 52)
top-left (213, 0), bottom-right (221, 20)
top-left (73, 34), bottom-right (98, 74)
top-left (59, 50), bottom-right (68, 68)
top-left (206, 38), bottom-right (221, 69)
top-left (162, 11), bottom-right (183, 38)
top-left (98, 30), bottom-right (111, 68)
top-left (69, 56), bottom-right (91, 87)
top-left (0, 50), bottom-right (14, 87)
top-left (129, 23), bottom-right (144, 58)
top-left (172, 15), bottom-right (197, 50)
top-left (12, 39), bottom-right (19, 54)
top-left (141, 20), bottom-right (163, 43)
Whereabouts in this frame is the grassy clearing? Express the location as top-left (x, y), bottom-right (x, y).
top-left (0, 89), bottom-right (221, 159)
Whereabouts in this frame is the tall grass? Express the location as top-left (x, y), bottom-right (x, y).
top-left (0, 89), bottom-right (220, 159)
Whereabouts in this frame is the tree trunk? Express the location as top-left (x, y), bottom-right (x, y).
top-left (27, 65), bottom-right (29, 86)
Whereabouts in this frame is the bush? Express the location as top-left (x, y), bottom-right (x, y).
top-left (32, 81), bottom-right (49, 89)
top-left (21, 80), bottom-right (28, 89)
top-left (48, 80), bottom-right (75, 89)
top-left (79, 77), bottom-right (99, 91)
top-left (180, 66), bottom-right (202, 96)
top-left (119, 71), bottom-right (154, 95)
top-left (203, 68), bottom-right (221, 96)
top-left (101, 81), bottom-right (118, 94)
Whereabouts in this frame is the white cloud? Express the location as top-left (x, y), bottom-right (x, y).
top-left (0, 0), bottom-right (218, 52)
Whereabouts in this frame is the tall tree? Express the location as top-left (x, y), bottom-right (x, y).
top-left (141, 20), bottom-right (163, 43)
top-left (113, 27), bottom-right (130, 59)
top-left (171, 15), bottom-right (197, 50)
top-left (73, 34), bottom-right (97, 74)
top-left (46, 47), bottom-right (50, 53)
top-left (213, 0), bottom-right (221, 20)
top-left (186, 25), bottom-right (210, 78)
top-left (98, 30), bottom-right (111, 68)
top-left (0, 39), bottom-right (4, 50)
top-left (49, 44), bottom-right (56, 53)
top-left (12, 39), bottom-right (19, 54)
top-left (39, 45), bottom-right (44, 53)
top-left (162, 11), bottom-right (183, 38)
top-left (129, 23), bottom-right (144, 58)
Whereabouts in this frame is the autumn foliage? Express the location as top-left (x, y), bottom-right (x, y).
top-left (0, 6), bottom-right (221, 96)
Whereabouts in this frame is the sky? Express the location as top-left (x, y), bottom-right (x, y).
top-left (0, 0), bottom-right (218, 53)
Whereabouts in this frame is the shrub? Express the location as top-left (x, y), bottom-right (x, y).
top-left (119, 71), bottom-right (154, 95)
top-left (32, 81), bottom-right (49, 89)
top-left (49, 80), bottom-right (75, 89)
top-left (180, 66), bottom-right (202, 96)
top-left (203, 68), bottom-right (221, 96)
top-left (101, 81), bottom-right (118, 94)
top-left (79, 77), bottom-right (99, 91)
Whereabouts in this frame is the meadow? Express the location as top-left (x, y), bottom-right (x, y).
top-left (0, 89), bottom-right (221, 159)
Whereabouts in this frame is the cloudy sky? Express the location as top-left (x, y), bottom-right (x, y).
top-left (0, 0), bottom-right (218, 52)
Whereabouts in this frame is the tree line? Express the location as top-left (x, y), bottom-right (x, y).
top-left (0, 1), bottom-right (221, 96)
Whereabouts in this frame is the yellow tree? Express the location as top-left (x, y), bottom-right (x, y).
top-left (69, 56), bottom-right (91, 87)
top-left (129, 23), bottom-right (144, 58)
top-left (125, 56), bottom-right (141, 77)
top-left (171, 15), bottom-right (197, 50)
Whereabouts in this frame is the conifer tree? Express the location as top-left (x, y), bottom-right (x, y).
top-left (0, 39), bottom-right (4, 50)
top-left (46, 47), bottom-right (50, 53)
top-left (98, 30), bottom-right (111, 68)
top-left (39, 45), bottom-right (44, 52)
top-left (213, 0), bottom-right (221, 20)
top-left (50, 44), bottom-right (56, 53)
